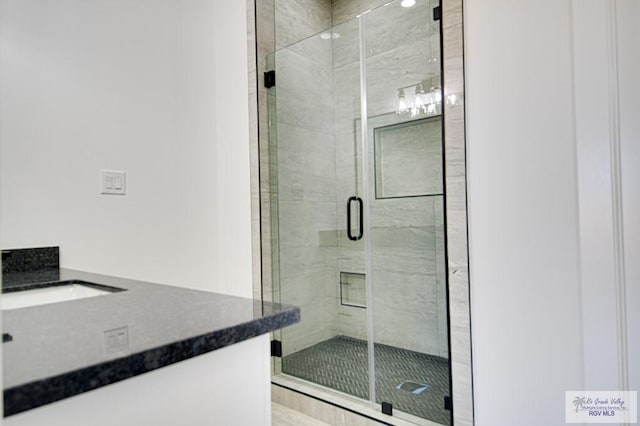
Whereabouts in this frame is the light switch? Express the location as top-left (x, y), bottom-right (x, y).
top-left (101, 170), bottom-right (126, 195)
top-left (113, 175), bottom-right (123, 190)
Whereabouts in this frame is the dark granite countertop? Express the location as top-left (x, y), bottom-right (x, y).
top-left (2, 268), bottom-right (299, 417)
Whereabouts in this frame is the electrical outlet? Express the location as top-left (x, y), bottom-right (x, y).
top-left (100, 170), bottom-right (126, 195)
top-left (104, 326), bottom-right (129, 354)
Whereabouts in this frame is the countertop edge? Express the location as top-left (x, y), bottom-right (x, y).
top-left (4, 307), bottom-right (300, 417)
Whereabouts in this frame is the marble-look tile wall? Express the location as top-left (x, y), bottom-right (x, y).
top-left (331, 0), bottom-right (390, 26)
top-left (251, 0), bottom-right (336, 356)
top-left (273, 28), bottom-right (340, 356)
top-left (276, 0), bottom-right (332, 50)
top-left (255, 0), bottom-right (333, 305)
top-left (374, 117), bottom-right (443, 198)
top-left (440, 0), bottom-right (474, 422)
top-left (256, 0), bottom-right (449, 358)
top-left (332, 0), bottom-right (448, 358)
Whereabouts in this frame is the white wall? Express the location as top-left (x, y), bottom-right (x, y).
top-left (212, 0), bottom-right (252, 296)
top-left (465, 0), bottom-right (639, 425)
top-left (0, 2), bottom-right (252, 424)
top-left (465, 1), bottom-right (584, 423)
top-left (0, 0), bottom-right (252, 297)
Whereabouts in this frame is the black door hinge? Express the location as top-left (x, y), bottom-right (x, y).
top-left (382, 402), bottom-right (393, 416)
top-left (264, 70), bottom-right (276, 88)
top-left (444, 395), bottom-right (453, 411)
top-left (433, 5), bottom-right (442, 21)
top-left (271, 340), bottom-right (282, 357)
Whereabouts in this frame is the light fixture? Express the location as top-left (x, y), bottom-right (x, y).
top-left (431, 86), bottom-right (442, 103)
top-left (412, 84), bottom-right (426, 116)
top-left (395, 80), bottom-right (443, 117)
top-left (401, 0), bottom-right (416, 7)
top-left (396, 89), bottom-right (409, 114)
top-left (426, 84), bottom-right (441, 114)
top-left (320, 32), bottom-right (341, 40)
top-left (414, 84), bottom-right (426, 109)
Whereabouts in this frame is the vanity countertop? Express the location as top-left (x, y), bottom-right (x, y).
top-left (2, 268), bottom-right (300, 416)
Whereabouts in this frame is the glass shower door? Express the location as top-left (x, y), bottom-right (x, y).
top-left (359, 2), bottom-right (450, 424)
top-left (269, 1), bottom-right (450, 424)
top-left (270, 15), bottom-right (373, 403)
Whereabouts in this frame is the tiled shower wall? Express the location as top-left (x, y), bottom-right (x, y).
top-left (275, 0), bottom-right (331, 49)
top-left (331, 0), bottom-right (449, 357)
top-left (269, 0), bottom-right (337, 355)
top-left (274, 33), bottom-right (340, 355)
top-left (259, 0), bottom-right (448, 358)
top-left (252, 0), bottom-right (333, 308)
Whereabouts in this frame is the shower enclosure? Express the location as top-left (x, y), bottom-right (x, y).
top-left (264, 0), bottom-right (450, 424)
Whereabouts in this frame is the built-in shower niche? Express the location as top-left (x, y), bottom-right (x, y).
top-left (374, 115), bottom-right (443, 199)
top-left (340, 272), bottom-right (366, 308)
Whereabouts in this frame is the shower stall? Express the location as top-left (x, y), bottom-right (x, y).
top-left (261, 0), bottom-right (450, 424)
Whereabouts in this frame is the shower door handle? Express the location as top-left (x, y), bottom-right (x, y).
top-left (347, 196), bottom-right (364, 241)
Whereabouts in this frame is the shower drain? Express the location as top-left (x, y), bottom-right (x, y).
top-left (396, 380), bottom-right (429, 395)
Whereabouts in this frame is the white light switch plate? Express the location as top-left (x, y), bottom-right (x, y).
top-left (104, 326), bottom-right (129, 355)
top-left (101, 170), bottom-right (126, 195)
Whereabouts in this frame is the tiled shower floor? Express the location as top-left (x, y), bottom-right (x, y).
top-left (282, 336), bottom-right (451, 426)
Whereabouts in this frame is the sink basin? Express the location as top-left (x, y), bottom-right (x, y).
top-left (2, 281), bottom-right (124, 310)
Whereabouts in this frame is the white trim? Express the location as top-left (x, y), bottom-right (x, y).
top-left (605, 0), bottom-right (630, 393)
top-left (567, 0), bottom-right (586, 393)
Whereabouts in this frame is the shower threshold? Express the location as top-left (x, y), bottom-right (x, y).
top-left (272, 375), bottom-right (444, 426)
